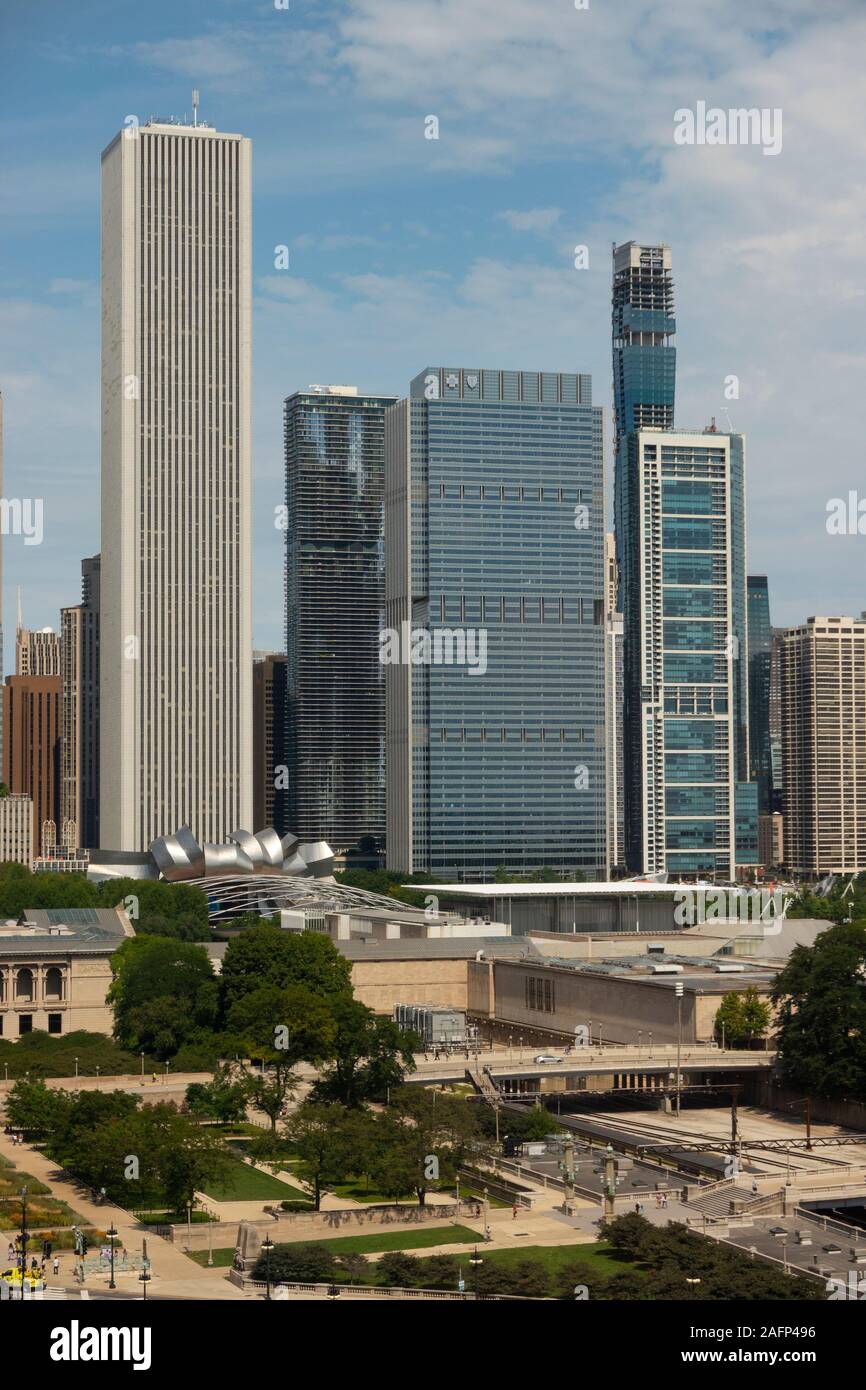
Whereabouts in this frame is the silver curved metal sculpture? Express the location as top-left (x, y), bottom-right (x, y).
top-left (149, 826), bottom-right (334, 882)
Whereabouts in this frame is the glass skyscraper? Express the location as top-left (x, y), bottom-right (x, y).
top-left (616, 426), bottom-right (755, 877)
top-left (613, 242), bottom-right (756, 878)
top-left (385, 366), bottom-right (607, 880)
top-left (747, 576), bottom-right (774, 814)
top-left (284, 385), bottom-right (396, 853)
top-left (612, 242), bottom-right (676, 452)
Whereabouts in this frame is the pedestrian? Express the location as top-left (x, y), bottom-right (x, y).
top-left (512, 1203), bottom-right (518, 1219)
top-left (52, 1255), bottom-right (60, 1276)
top-left (662, 1195), bottom-right (668, 1209)
top-left (7, 1242), bottom-right (14, 1262)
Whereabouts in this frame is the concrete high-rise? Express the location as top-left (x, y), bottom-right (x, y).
top-left (100, 116), bottom-right (252, 850)
top-left (604, 533), bottom-right (624, 875)
top-left (781, 616), bottom-right (866, 875)
top-left (386, 366), bottom-right (606, 879)
top-left (3, 674), bottom-right (61, 855)
top-left (16, 622), bottom-right (60, 677)
top-left (60, 556), bottom-right (101, 849)
top-left (615, 425), bottom-right (756, 878)
top-left (284, 385), bottom-right (395, 853)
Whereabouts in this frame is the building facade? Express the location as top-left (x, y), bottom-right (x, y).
top-left (60, 555), bottom-right (101, 850)
top-left (386, 366), bottom-right (606, 879)
top-left (616, 426), bottom-right (755, 878)
top-left (781, 616), bottom-right (866, 875)
top-left (3, 675), bottom-right (61, 855)
top-left (612, 241), bottom-right (676, 454)
top-left (16, 624), bottom-right (60, 677)
top-left (252, 651), bottom-right (288, 834)
top-left (604, 533), bottom-right (624, 874)
top-left (100, 119), bottom-right (253, 850)
top-left (0, 793), bottom-right (33, 867)
top-left (747, 575), bottom-right (774, 815)
top-left (284, 385), bottom-right (395, 853)
top-left (0, 906), bottom-right (133, 1039)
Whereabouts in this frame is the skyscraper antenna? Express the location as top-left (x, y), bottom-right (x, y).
top-left (192, 88), bottom-right (199, 128)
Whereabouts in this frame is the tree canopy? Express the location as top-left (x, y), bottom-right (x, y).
top-left (772, 921), bottom-right (866, 1099)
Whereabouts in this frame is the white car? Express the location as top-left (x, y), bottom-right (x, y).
top-left (534, 1054), bottom-right (561, 1064)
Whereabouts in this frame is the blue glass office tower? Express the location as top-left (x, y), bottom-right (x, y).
top-left (616, 426), bottom-right (755, 877)
top-left (747, 576), bottom-right (774, 814)
top-left (385, 367), bottom-right (606, 879)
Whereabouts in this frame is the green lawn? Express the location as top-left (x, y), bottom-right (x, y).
top-left (202, 1155), bottom-right (311, 1203)
top-left (478, 1242), bottom-right (640, 1279)
top-left (186, 1224), bottom-right (482, 1267)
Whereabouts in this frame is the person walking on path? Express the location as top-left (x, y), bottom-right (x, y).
top-left (52, 1255), bottom-right (60, 1277)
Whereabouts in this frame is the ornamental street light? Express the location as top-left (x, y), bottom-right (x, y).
top-left (107, 1222), bottom-right (118, 1290)
top-left (261, 1234), bottom-right (274, 1301)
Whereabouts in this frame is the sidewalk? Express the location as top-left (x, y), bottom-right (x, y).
top-left (0, 1128), bottom-right (240, 1297)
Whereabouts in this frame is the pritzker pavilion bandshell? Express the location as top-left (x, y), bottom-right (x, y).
top-left (88, 826), bottom-right (424, 925)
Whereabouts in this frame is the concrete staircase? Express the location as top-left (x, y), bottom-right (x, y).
top-left (688, 1181), bottom-right (784, 1220)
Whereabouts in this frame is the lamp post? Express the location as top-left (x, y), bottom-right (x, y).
top-left (74, 1056), bottom-right (79, 1081)
top-left (207, 1217), bottom-right (214, 1267)
top-left (107, 1221), bottom-right (118, 1290)
top-left (140, 1052), bottom-right (145, 1081)
top-left (95, 1065), bottom-right (100, 1087)
top-left (261, 1234), bottom-right (274, 1301)
top-left (674, 982), bottom-right (684, 1118)
top-left (138, 1267), bottom-right (151, 1301)
top-left (18, 1186), bottom-right (28, 1301)
top-left (468, 1246), bottom-right (483, 1297)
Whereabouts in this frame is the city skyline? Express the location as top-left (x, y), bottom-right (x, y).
top-left (3, 0), bottom-right (866, 664)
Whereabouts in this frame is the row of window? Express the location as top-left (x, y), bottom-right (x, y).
top-left (0, 1013), bottom-right (63, 1037)
top-left (525, 975), bottom-right (556, 1013)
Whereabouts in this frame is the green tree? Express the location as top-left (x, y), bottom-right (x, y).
top-left (310, 997), bottom-right (416, 1107)
top-left (108, 936), bottom-right (218, 1058)
top-left (772, 922), bottom-right (866, 1098)
top-left (220, 925), bottom-right (352, 1009)
top-left (185, 1065), bottom-right (251, 1124)
top-left (246, 1068), bottom-right (298, 1133)
top-left (715, 986), bottom-right (771, 1048)
top-left (367, 1086), bottom-right (478, 1206)
top-left (4, 1078), bottom-right (71, 1139)
top-left (254, 1242), bottom-right (336, 1283)
top-left (225, 984), bottom-right (336, 1068)
top-left (283, 1101), bottom-right (357, 1209)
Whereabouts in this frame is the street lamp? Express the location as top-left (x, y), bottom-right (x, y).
top-left (469, 1246), bottom-right (483, 1297)
top-left (18, 1187), bottom-right (28, 1300)
top-left (261, 1235), bottom-right (274, 1301)
top-left (74, 1056), bottom-right (79, 1079)
top-left (107, 1222), bottom-right (118, 1290)
top-left (674, 982), bottom-right (684, 1118)
top-left (140, 1052), bottom-right (145, 1081)
top-left (138, 1267), bottom-right (151, 1301)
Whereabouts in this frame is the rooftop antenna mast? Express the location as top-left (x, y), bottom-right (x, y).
top-left (192, 88), bottom-right (200, 128)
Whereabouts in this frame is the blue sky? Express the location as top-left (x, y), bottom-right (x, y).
top-left (2, 0), bottom-right (864, 662)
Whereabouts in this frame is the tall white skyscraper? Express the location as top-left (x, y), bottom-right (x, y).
top-left (100, 116), bottom-right (253, 850)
